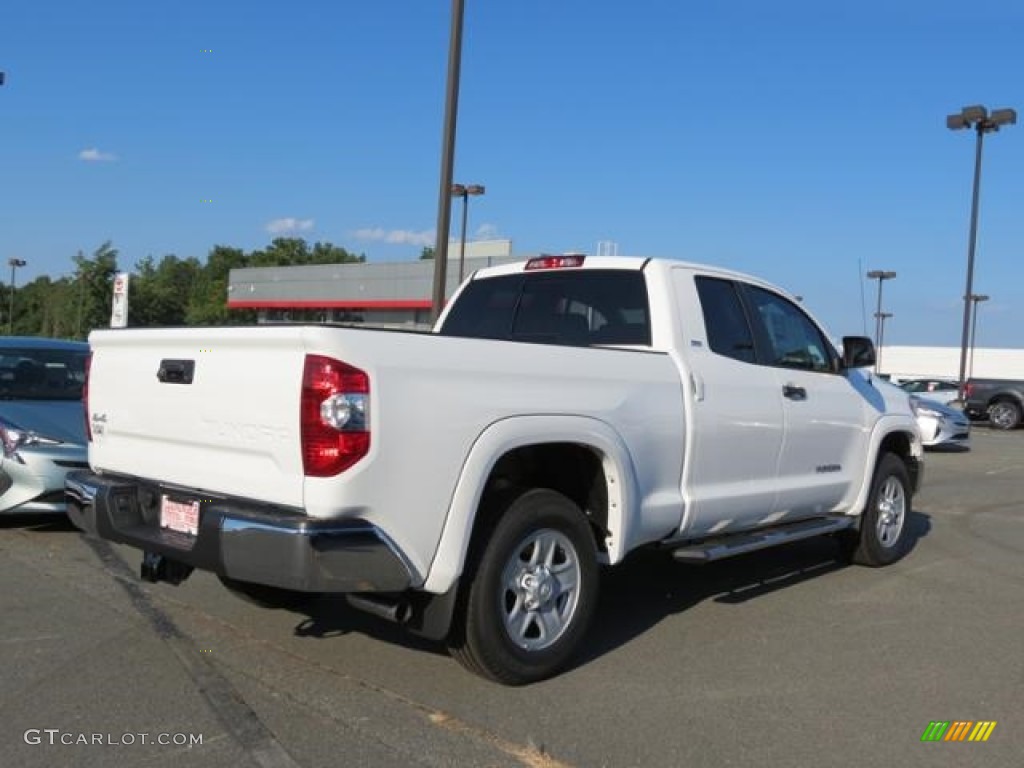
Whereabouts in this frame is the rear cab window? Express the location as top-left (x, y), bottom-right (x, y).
top-left (439, 270), bottom-right (652, 347)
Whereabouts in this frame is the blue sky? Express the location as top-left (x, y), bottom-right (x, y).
top-left (2, 0), bottom-right (1022, 346)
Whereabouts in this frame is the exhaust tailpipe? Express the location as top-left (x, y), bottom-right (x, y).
top-left (346, 593), bottom-right (413, 624)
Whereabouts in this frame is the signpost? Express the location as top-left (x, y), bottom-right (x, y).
top-left (110, 272), bottom-right (130, 328)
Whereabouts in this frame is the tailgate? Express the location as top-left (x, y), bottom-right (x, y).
top-left (87, 326), bottom-right (309, 507)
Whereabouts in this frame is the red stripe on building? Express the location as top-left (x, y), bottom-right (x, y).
top-left (227, 299), bottom-right (433, 310)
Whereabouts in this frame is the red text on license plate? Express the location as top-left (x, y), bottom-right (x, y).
top-left (160, 496), bottom-right (199, 536)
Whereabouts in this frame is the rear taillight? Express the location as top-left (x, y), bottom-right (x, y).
top-left (83, 352), bottom-right (93, 442)
top-left (963, 382), bottom-right (973, 399)
top-left (301, 354), bottom-right (370, 477)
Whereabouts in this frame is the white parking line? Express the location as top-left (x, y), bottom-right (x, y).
top-left (985, 465), bottom-right (1024, 476)
top-left (0, 634), bottom-right (64, 644)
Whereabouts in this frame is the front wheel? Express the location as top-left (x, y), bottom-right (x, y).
top-left (843, 453), bottom-right (912, 567)
top-left (448, 488), bottom-right (599, 685)
top-left (988, 400), bottom-right (1022, 431)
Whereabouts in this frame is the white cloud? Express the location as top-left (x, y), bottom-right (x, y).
top-left (78, 147), bottom-right (117, 162)
top-left (352, 228), bottom-right (435, 247)
top-left (474, 223), bottom-right (500, 240)
top-left (266, 217), bottom-right (315, 234)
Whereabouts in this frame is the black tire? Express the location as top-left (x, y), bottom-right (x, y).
top-left (988, 400), bottom-right (1022, 431)
top-left (843, 453), bottom-right (912, 567)
top-left (218, 575), bottom-right (314, 610)
top-left (448, 488), bottom-right (599, 685)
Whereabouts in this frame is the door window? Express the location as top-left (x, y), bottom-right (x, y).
top-left (743, 286), bottom-right (835, 373)
top-left (694, 276), bottom-right (757, 364)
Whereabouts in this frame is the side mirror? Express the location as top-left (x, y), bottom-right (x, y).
top-left (841, 336), bottom-right (876, 369)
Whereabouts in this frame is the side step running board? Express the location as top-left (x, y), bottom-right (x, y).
top-left (670, 516), bottom-right (856, 563)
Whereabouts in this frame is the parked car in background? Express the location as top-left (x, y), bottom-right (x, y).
top-left (899, 378), bottom-right (961, 407)
top-left (910, 396), bottom-right (970, 449)
top-left (964, 378), bottom-right (1024, 430)
top-left (0, 337), bottom-right (90, 514)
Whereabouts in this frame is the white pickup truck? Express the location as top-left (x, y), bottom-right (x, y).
top-left (67, 255), bottom-right (923, 684)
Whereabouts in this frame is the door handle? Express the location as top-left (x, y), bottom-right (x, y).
top-left (691, 372), bottom-right (705, 402)
top-left (782, 384), bottom-right (806, 400)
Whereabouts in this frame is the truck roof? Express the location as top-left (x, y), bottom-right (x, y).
top-left (471, 255), bottom-right (794, 298)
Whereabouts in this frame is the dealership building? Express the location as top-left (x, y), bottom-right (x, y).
top-left (227, 240), bottom-right (518, 326)
top-left (881, 346), bottom-right (1024, 382)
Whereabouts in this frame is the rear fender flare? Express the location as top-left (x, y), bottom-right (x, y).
top-left (421, 415), bottom-right (638, 594)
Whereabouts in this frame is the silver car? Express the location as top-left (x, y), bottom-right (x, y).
top-left (910, 395), bottom-right (970, 449)
top-left (899, 378), bottom-right (961, 407)
top-left (0, 337), bottom-right (90, 514)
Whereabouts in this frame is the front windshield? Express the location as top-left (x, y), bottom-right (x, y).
top-left (0, 347), bottom-right (88, 401)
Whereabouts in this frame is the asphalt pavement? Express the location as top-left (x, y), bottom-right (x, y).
top-left (1, 427), bottom-right (1021, 768)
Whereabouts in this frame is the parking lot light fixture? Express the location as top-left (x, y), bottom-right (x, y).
top-left (968, 294), bottom-right (990, 380)
top-left (946, 104), bottom-right (1016, 399)
top-left (866, 270), bottom-right (896, 371)
top-left (874, 311), bottom-right (893, 374)
top-left (7, 258), bottom-right (27, 334)
top-left (430, 0), bottom-right (468, 323)
top-left (451, 183), bottom-right (485, 283)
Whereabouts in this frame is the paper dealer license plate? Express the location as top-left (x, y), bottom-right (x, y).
top-left (160, 495), bottom-right (199, 536)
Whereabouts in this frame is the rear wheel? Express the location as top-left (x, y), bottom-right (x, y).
top-left (448, 488), bottom-right (599, 685)
top-left (988, 400), bottom-right (1021, 431)
top-left (842, 453), bottom-right (912, 567)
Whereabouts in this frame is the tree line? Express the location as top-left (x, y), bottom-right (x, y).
top-left (2, 238), bottom-right (365, 339)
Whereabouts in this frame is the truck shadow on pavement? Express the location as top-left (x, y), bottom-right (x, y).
top-left (926, 444), bottom-right (971, 454)
top-left (0, 506), bottom-right (936, 677)
top-left (292, 599), bottom-right (448, 656)
top-left (0, 512), bottom-right (79, 532)
top-left (572, 509), bottom-right (933, 671)
top-left (283, 510), bottom-right (932, 670)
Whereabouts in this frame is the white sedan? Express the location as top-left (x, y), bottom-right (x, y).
top-left (910, 396), bottom-right (970, 449)
top-left (900, 378), bottom-right (961, 406)
top-left (1, 337), bottom-right (90, 514)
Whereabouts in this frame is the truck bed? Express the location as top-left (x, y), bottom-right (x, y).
top-left (86, 323), bottom-right (686, 581)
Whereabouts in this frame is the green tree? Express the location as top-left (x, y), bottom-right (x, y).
top-left (419, 246), bottom-right (435, 260)
top-left (43, 276), bottom-right (83, 338)
top-left (186, 245), bottom-right (252, 325)
top-left (130, 254), bottom-right (202, 327)
top-left (249, 237), bottom-right (311, 267)
top-left (73, 242), bottom-right (119, 337)
top-left (248, 238), bottom-right (365, 267)
top-left (7, 236), bottom-right (373, 334)
top-left (8, 276), bottom-right (53, 336)
top-left (310, 241), bottom-right (365, 265)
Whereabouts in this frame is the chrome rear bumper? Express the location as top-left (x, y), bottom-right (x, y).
top-left (65, 470), bottom-right (413, 593)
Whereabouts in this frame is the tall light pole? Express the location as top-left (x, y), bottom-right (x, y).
top-left (946, 104), bottom-right (1016, 398)
top-left (430, 0), bottom-right (467, 323)
top-left (8, 258), bottom-right (27, 334)
top-left (451, 183), bottom-right (485, 283)
top-left (968, 293), bottom-right (990, 380)
top-left (875, 311), bottom-right (893, 375)
top-left (866, 269), bottom-right (896, 370)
